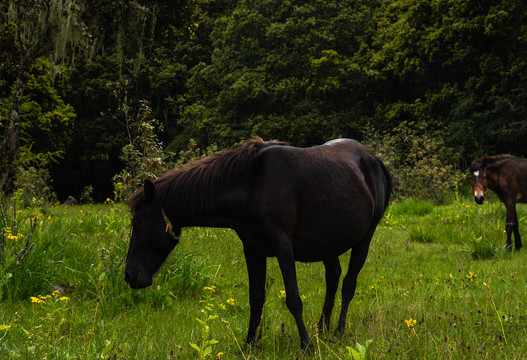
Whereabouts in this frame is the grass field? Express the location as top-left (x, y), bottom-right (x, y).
top-left (1, 193), bottom-right (527, 359)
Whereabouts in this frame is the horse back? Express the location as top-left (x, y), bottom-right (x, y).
top-left (253, 138), bottom-right (389, 211)
top-left (248, 139), bottom-right (390, 260)
top-left (496, 158), bottom-right (527, 203)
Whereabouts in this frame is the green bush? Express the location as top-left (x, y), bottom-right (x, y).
top-left (13, 164), bottom-right (56, 207)
top-left (112, 100), bottom-right (169, 200)
top-left (364, 120), bottom-right (464, 203)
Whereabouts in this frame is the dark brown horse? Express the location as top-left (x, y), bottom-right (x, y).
top-left (124, 137), bottom-right (391, 349)
top-left (469, 155), bottom-right (527, 251)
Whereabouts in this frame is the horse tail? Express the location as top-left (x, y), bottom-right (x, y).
top-left (359, 154), bottom-right (392, 221)
top-left (375, 156), bottom-right (392, 211)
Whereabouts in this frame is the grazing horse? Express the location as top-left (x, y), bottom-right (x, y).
top-left (124, 137), bottom-right (391, 349)
top-left (469, 155), bottom-right (527, 251)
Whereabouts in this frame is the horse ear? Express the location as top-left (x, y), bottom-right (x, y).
top-left (144, 179), bottom-right (155, 202)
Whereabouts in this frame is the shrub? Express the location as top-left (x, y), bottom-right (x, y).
top-left (0, 190), bottom-right (38, 300)
top-left (13, 164), bottom-right (56, 207)
top-left (113, 100), bottom-right (169, 200)
top-left (364, 120), bottom-right (464, 203)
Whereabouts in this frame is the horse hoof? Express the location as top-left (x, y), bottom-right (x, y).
top-left (301, 340), bottom-right (314, 353)
top-left (334, 325), bottom-right (345, 338)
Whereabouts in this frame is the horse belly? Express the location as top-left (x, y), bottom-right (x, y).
top-left (292, 215), bottom-right (372, 262)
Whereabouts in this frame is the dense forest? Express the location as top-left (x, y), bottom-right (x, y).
top-left (1, 0), bottom-right (526, 202)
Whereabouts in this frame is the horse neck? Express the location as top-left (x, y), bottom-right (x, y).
top-left (162, 168), bottom-right (251, 228)
top-left (176, 184), bottom-right (250, 229)
top-left (484, 160), bottom-right (507, 191)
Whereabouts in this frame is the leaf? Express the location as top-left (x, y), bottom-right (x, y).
top-left (346, 346), bottom-right (360, 360)
top-left (357, 340), bottom-right (373, 360)
top-left (203, 346), bottom-right (212, 357)
top-left (102, 340), bottom-right (113, 357)
top-left (189, 342), bottom-right (200, 353)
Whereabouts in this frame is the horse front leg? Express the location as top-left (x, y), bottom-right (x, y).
top-left (336, 234), bottom-right (373, 335)
top-left (318, 256), bottom-right (342, 332)
top-left (514, 222), bottom-right (522, 251)
top-left (243, 244), bottom-right (267, 345)
top-left (274, 234), bottom-right (312, 350)
top-left (511, 206), bottom-right (522, 251)
top-left (505, 204), bottom-right (518, 251)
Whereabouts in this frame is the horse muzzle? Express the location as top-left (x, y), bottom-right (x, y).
top-left (124, 268), bottom-right (153, 289)
top-left (474, 195), bottom-right (484, 205)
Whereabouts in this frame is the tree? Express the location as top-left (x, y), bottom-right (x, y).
top-left (0, 0), bottom-right (90, 192)
top-left (0, 0), bottom-right (198, 194)
top-left (368, 0), bottom-right (527, 159)
top-left (175, 0), bottom-right (379, 150)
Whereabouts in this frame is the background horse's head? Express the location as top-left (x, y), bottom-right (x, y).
top-left (124, 180), bottom-right (181, 289)
top-left (469, 159), bottom-right (487, 204)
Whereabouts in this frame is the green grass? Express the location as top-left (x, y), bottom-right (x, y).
top-left (1, 198), bottom-right (527, 359)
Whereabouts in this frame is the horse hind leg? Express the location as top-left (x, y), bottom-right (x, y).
top-left (317, 257), bottom-right (342, 332)
top-left (336, 230), bottom-right (374, 335)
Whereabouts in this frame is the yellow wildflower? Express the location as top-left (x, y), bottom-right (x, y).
top-left (405, 318), bottom-right (417, 328)
top-left (226, 298), bottom-right (235, 306)
top-left (279, 290), bottom-right (286, 298)
top-left (30, 297), bottom-right (45, 305)
top-left (202, 285), bottom-right (216, 292)
top-left (59, 296), bottom-right (70, 302)
top-left (6, 234), bottom-right (18, 241)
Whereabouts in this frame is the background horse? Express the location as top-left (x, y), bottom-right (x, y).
top-left (469, 155), bottom-right (527, 251)
top-left (124, 137), bottom-right (391, 349)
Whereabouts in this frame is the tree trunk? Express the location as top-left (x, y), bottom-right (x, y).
top-left (0, 69), bottom-right (26, 193)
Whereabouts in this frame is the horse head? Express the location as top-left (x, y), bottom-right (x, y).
top-left (124, 180), bottom-right (181, 289)
top-left (469, 159), bottom-right (488, 205)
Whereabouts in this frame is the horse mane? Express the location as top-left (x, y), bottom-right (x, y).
top-left (128, 137), bottom-right (289, 217)
top-left (478, 154), bottom-right (515, 162)
top-left (477, 154), bottom-right (516, 168)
